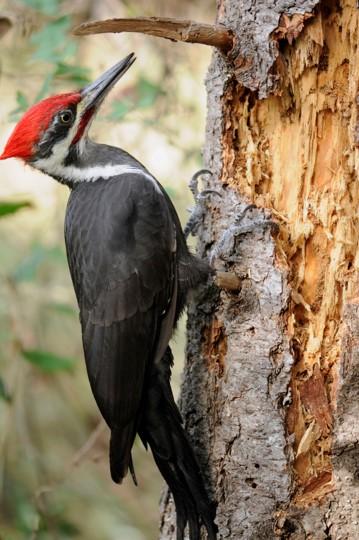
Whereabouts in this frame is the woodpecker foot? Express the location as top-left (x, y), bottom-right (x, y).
top-left (210, 204), bottom-right (276, 264)
top-left (184, 169), bottom-right (221, 239)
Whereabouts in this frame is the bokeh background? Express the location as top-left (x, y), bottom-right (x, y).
top-left (0, 1), bottom-right (214, 538)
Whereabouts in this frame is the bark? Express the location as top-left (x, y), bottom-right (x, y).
top-left (160, 1), bottom-right (359, 539)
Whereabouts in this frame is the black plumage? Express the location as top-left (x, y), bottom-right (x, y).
top-left (64, 146), bottom-right (216, 539)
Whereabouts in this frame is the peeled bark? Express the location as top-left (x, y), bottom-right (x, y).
top-left (160, 0), bottom-right (359, 539)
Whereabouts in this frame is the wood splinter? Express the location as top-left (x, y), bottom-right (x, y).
top-left (73, 17), bottom-right (233, 53)
top-left (215, 271), bottom-right (241, 291)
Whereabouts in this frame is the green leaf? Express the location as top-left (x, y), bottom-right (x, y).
top-left (12, 245), bottom-right (47, 282)
top-left (15, 498), bottom-right (41, 534)
top-left (16, 91), bottom-right (29, 111)
top-left (0, 200), bottom-right (32, 218)
top-left (58, 520), bottom-right (80, 536)
top-left (30, 16), bottom-right (74, 64)
top-left (137, 77), bottom-right (162, 109)
top-left (108, 99), bottom-right (133, 120)
top-left (9, 91), bottom-right (30, 120)
top-left (0, 377), bottom-right (11, 402)
top-left (21, 349), bottom-right (77, 373)
top-left (13, 244), bottom-right (66, 283)
top-left (164, 186), bottom-right (177, 198)
top-left (21, 0), bottom-right (63, 16)
top-left (47, 302), bottom-right (77, 317)
top-left (35, 73), bottom-right (53, 102)
top-left (54, 62), bottom-right (91, 85)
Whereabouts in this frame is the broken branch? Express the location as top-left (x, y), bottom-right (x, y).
top-left (215, 271), bottom-right (241, 291)
top-left (0, 16), bottom-right (12, 39)
top-left (73, 17), bottom-right (233, 53)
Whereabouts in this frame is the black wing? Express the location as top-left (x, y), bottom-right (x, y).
top-left (64, 174), bottom-right (176, 479)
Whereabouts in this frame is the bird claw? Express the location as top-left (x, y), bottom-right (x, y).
top-left (188, 168), bottom-right (212, 199)
top-left (184, 169), bottom-right (221, 239)
top-left (210, 203), bottom-right (275, 265)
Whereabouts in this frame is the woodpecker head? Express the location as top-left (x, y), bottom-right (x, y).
top-left (0, 53), bottom-right (135, 177)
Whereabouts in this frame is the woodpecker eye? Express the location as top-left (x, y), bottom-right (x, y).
top-left (59, 110), bottom-right (74, 125)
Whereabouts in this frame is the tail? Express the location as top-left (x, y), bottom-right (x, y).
top-left (110, 422), bottom-right (137, 484)
top-left (140, 352), bottom-right (217, 540)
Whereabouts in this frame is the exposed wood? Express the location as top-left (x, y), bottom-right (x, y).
top-left (160, 0), bottom-right (359, 539)
top-left (272, 13), bottom-right (314, 45)
top-left (224, 0), bottom-right (320, 97)
top-left (73, 17), bottom-right (233, 53)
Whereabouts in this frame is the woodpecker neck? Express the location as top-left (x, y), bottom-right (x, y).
top-left (32, 138), bottom-right (159, 190)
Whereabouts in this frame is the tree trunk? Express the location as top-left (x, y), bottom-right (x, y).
top-left (160, 1), bottom-right (359, 538)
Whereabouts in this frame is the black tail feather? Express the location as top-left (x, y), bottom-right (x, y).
top-left (129, 455), bottom-right (138, 486)
top-left (109, 422), bottom-right (136, 484)
top-left (140, 355), bottom-right (217, 540)
top-left (109, 347), bottom-right (217, 539)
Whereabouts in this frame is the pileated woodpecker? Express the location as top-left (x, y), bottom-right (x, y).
top-left (0, 54), bottom-right (216, 539)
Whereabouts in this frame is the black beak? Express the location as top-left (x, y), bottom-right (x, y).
top-left (81, 53), bottom-right (136, 111)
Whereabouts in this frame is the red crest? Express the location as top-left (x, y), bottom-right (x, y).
top-left (0, 92), bottom-right (81, 161)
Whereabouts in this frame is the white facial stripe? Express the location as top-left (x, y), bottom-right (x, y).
top-left (34, 160), bottom-right (162, 193)
top-left (32, 108), bottom-right (162, 193)
top-left (47, 112), bottom-right (82, 160)
top-left (34, 112), bottom-right (83, 174)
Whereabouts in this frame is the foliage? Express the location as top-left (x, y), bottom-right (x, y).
top-left (0, 200), bottom-right (33, 218)
top-left (30, 16), bottom-right (76, 64)
top-left (12, 244), bottom-right (66, 282)
top-left (21, 349), bottom-right (77, 373)
top-left (21, 0), bottom-right (62, 16)
top-left (12, 1), bottom-right (164, 122)
top-left (109, 76), bottom-right (164, 120)
top-left (9, 91), bottom-right (30, 120)
top-left (10, 1), bottom-right (91, 119)
top-left (0, 376), bottom-right (11, 402)
top-left (0, 202), bottom-right (85, 538)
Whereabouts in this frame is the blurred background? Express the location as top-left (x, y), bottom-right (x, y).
top-left (0, 0), bottom-right (214, 538)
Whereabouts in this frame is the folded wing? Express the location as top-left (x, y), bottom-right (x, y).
top-left (64, 174), bottom-right (176, 480)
